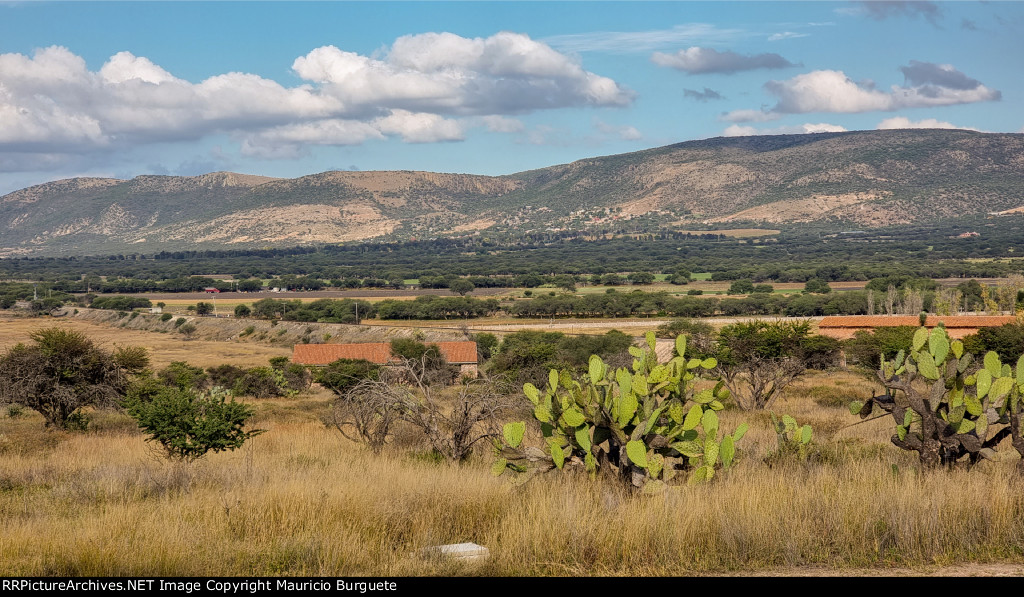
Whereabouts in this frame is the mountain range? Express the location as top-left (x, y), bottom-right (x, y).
top-left (2, 128), bottom-right (1023, 256)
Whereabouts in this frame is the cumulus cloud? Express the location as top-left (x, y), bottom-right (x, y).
top-left (761, 66), bottom-right (999, 115)
top-left (876, 116), bottom-right (979, 131)
top-left (722, 122), bottom-right (847, 137)
top-left (0, 33), bottom-right (632, 171)
top-left (652, 47), bottom-right (799, 74)
top-left (683, 87), bottom-right (725, 102)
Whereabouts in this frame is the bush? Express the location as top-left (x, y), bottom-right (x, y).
top-left (160, 313), bottom-right (173, 322)
top-left (125, 386), bottom-right (263, 462)
top-left (234, 304), bottom-right (252, 318)
top-left (655, 319), bottom-right (715, 358)
top-left (0, 327), bottom-right (133, 428)
top-left (158, 361), bottom-right (208, 391)
top-left (233, 367), bottom-right (294, 398)
top-left (844, 326), bottom-right (917, 369)
top-left (315, 359), bottom-right (381, 395)
top-left (206, 364), bottom-right (248, 390)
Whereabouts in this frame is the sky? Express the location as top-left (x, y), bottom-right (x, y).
top-left (0, 0), bottom-right (1022, 194)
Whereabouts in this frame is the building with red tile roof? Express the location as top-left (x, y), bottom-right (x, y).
top-left (292, 341), bottom-right (479, 376)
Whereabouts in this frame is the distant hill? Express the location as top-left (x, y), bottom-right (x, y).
top-left (3, 129), bottom-right (1023, 255)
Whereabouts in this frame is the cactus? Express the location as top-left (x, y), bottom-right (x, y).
top-left (494, 331), bottom-right (747, 488)
top-left (766, 412), bottom-right (813, 462)
top-left (849, 326), bottom-right (1016, 469)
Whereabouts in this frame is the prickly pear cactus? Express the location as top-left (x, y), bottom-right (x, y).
top-left (850, 326), bottom-right (1014, 468)
top-left (494, 331), bottom-right (747, 488)
top-left (767, 412), bottom-right (813, 462)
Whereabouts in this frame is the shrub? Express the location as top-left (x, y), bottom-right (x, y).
top-left (158, 361), bottom-right (207, 391)
top-left (715, 320), bottom-right (824, 410)
top-left (160, 313), bottom-right (173, 322)
top-left (125, 386), bottom-right (263, 462)
top-left (316, 359), bottom-right (381, 395)
top-left (655, 319), bottom-right (715, 358)
top-left (234, 304), bottom-right (252, 318)
top-left (206, 364), bottom-right (247, 390)
top-left (234, 367), bottom-right (294, 398)
top-left (0, 328), bottom-right (133, 428)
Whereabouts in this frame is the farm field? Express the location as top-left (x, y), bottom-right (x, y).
top-left (3, 316), bottom-right (1024, 576)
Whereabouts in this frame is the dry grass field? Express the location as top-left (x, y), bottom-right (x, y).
top-left (3, 317), bottom-right (1024, 576)
top-left (0, 314), bottom-right (290, 369)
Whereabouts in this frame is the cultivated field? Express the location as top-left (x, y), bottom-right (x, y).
top-left (3, 317), bottom-right (1024, 576)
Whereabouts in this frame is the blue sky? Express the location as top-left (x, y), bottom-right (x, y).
top-left (0, 1), bottom-right (1021, 194)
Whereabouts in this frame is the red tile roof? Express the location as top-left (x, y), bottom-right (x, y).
top-left (292, 341), bottom-right (478, 366)
top-left (819, 315), bottom-right (1016, 328)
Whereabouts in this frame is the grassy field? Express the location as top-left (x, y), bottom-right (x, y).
top-left (0, 315), bottom-right (291, 369)
top-left (3, 318), bottom-right (1024, 576)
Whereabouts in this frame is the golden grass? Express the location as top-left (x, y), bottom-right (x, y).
top-left (0, 315), bottom-right (290, 369)
top-left (4, 370), bottom-right (1024, 576)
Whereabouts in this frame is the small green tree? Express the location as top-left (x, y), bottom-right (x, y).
top-left (125, 385), bottom-right (263, 462)
top-left (728, 280), bottom-right (755, 295)
top-left (448, 279), bottom-right (475, 296)
top-left (0, 327), bottom-right (136, 428)
top-left (803, 279), bottom-right (832, 294)
top-left (234, 304), bottom-right (252, 318)
top-left (715, 320), bottom-right (824, 411)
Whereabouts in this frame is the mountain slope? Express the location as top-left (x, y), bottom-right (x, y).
top-left (2, 129), bottom-right (1023, 255)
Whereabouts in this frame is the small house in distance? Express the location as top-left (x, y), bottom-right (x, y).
top-left (817, 315), bottom-right (1017, 340)
top-left (292, 341), bottom-right (479, 377)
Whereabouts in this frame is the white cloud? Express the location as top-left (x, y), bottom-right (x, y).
top-left (768, 32), bottom-right (810, 42)
top-left (651, 47), bottom-right (798, 74)
top-left (373, 110), bottom-right (464, 144)
top-left (722, 122), bottom-right (847, 137)
top-left (876, 117), bottom-right (980, 131)
top-left (763, 68), bottom-right (1000, 115)
top-left (0, 34), bottom-right (632, 172)
top-left (543, 23), bottom-right (747, 54)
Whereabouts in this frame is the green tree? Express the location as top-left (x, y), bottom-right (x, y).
top-left (0, 328), bottom-right (140, 428)
top-left (715, 320), bottom-right (823, 410)
top-left (803, 279), bottom-right (832, 294)
top-left (448, 279), bottom-right (475, 296)
top-left (234, 304), bottom-right (251, 318)
top-left (125, 385), bottom-right (263, 462)
top-left (627, 271), bottom-right (655, 285)
top-left (728, 280), bottom-right (755, 295)
top-left (195, 302), bottom-right (213, 316)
